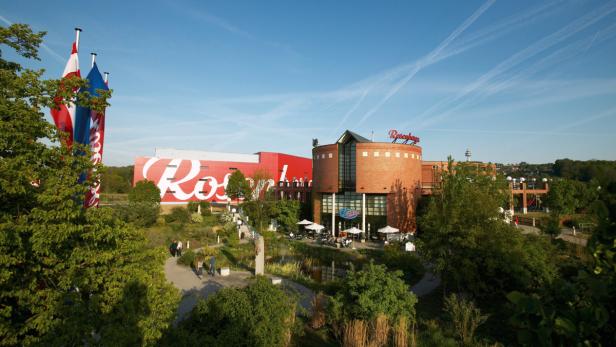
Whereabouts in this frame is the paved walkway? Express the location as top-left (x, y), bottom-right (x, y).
top-left (410, 268), bottom-right (441, 297)
top-left (164, 256), bottom-right (315, 322)
top-left (517, 225), bottom-right (588, 246)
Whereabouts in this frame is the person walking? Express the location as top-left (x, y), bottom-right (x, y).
top-left (170, 240), bottom-right (177, 257)
top-left (195, 257), bottom-right (204, 279)
top-left (176, 240), bottom-right (183, 257)
top-left (209, 256), bottom-right (216, 277)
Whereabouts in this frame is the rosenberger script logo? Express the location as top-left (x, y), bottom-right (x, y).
top-left (388, 129), bottom-right (420, 144)
top-left (142, 158), bottom-right (285, 202)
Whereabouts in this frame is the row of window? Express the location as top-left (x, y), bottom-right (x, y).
top-left (321, 192), bottom-right (387, 216)
top-left (314, 151), bottom-right (421, 160)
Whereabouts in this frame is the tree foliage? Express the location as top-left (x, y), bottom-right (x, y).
top-left (329, 263), bottom-right (417, 323)
top-left (129, 180), bottom-right (160, 205)
top-left (101, 165), bottom-right (133, 194)
top-left (0, 23), bottom-right (178, 345)
top-left (418, 159), bottom-right (557, 298)
top-left (225, 169), bottom-right (251, 202)
top-left (169, 276), bottom-right (297, 347)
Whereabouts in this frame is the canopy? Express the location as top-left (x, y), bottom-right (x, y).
top-left (377, 225), bottom-right (399, 234)
top-left (305, 223), bottom-right (325, 231)
top-left (297, 219), bottom-right (313, 225)
top-left (343, 227), bottom-right (363, 234)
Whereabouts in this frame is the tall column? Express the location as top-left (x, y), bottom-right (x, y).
top-left (362, 193), bottom-right (366, 236)
top-left (332, 192), bottom-right (336, 237)
top-left (522, 182), bottom-right (528, 214)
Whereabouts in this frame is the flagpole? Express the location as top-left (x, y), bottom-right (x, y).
top-left (104, 72), bottom-right (109, 84)
top-left (90, 53), bottom-right (97, 67)
top-left (74, 28), bottom-right (82, 51)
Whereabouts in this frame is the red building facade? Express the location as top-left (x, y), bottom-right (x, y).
top-left (134, 149), bottom-right (312, 204)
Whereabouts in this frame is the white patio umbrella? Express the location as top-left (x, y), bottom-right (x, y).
top-left (305, 223), bottom-right (325, 231)
top-left (343, 227), bottom-right (363, 249)
top-left (377, 225), bottom-right (399, 234)
top-left (378, 225), bottom-right (399, 243)
top-left (297, 219), bottom-right (313, 225)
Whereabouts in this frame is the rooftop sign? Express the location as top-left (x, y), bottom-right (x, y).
top-left (388, 129), bottom-right (420, 145)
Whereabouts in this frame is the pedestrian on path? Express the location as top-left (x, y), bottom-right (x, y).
top-left (209, 256), bottom-right (216, 277)
top-left (195, 257), bottom-right (204, 279)
top-left (176, 240), bottom-right (183, 257)
top-left (170, 240), bottom-right (177, 257)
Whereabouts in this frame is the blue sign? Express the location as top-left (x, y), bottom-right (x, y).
top-left (339, 208), bottom-right (359, 220)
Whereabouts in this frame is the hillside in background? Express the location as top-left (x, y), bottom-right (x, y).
top-left (101, 166), bottom-right (134, 194)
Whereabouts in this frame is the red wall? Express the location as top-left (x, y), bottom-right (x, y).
top-left (134, 152), bottom-right (312, 204)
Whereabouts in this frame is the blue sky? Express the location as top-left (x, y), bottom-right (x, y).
top-left (2, 0), bottom-right (616, 165)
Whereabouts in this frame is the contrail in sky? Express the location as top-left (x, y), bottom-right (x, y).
top-left (356, 0), bottom-right (496, 126)
top-left (0, 13), bottom-right (65, 64)
top-left (407, 1), bottom-right (616, 130)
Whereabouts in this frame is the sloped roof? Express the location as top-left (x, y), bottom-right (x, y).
top-left (336, 130), bottom-right (371, 144)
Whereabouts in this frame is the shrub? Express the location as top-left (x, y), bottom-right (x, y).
top-left (190, 212), bottom-right (203, 223)
top-left (165, 206), bottom-right (190, 224)
top-left (129, 180), bottom-right (160, 204)
top-left (199, 201), bottom-right (212, 216)
top-left (172, 276), bottom-right (297, 347)
top-left (444, 293), bottom-right (488, 346)
top-left (187, 201), bottom-right (199, 213)
top-left (113, 202), bottom-right (159, 227)
top-left (329, 263), bottom-right (417, 323)
top-left (177, 249), bottom-right (196, 267)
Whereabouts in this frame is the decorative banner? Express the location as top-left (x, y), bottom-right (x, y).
top-left (50, 28), bottom-right (81, 147)
top-left (339, 208), bottom-right (360, 220)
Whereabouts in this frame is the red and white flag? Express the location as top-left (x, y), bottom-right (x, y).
top-left (50, 29), bottom-right (81, 147)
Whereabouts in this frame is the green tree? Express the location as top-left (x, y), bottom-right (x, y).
top-left (418, 159), bottom-right (556, 297)
top-left (168, 276), bottom-right (297, 347)
top-left (129, 179), bottom-right (160, 205)
top-left (225, 169), bottom-right (251, 202)
top-left (271, 200), bottom-right (301, 232)
top-left (0, 23), bottom-right (178, 345)
top-left (545, 179), bottom-right (578, 215)
top-left (508, 218), bottom-right (615, 346)
top-left (329, 263), bottom-right (417, 323)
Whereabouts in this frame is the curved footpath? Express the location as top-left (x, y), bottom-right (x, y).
top-left (164, 256), bottom-right (316, 322)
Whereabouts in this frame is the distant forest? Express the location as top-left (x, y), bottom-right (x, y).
top-left (498, 159), bottom-right (616, 188)
top-left (101, 166), bottom-right (134, 194)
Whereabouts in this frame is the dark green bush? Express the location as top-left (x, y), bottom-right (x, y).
top-left (187, 201), bottom-right (199, 213)
top-left (177, 249), bottom-right (196, 267)
top-left (199, 201), bottom-right (212, 216)
top-left (165, 207), bottom-right (190, 224)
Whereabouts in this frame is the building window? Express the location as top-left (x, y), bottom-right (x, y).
top-left (328, 153), bottom-right (333, 159)
top-left (166, 164), bottom-right (177, 168)
top-left (404, 153), bottom-right (408, 158)
top-left (338, 140), bottom-right (356, 191)
top-left (200, 165), bottom-right (209, 169)
top-left (385, 152), bottom-right (391, 157)
top-left (362, 151), bottom-right (368, 157)
top-left (395, 152), bottom-right (400, 158)
top-left (165, 190), bottom-right (176, 194)
top-left (374, 152), bottom-right (380, 157)
top-left (321, 154), bottom-right (325, 159)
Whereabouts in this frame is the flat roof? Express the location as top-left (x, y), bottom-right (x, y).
top-left (154, 148), bottom-right (260, 163)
